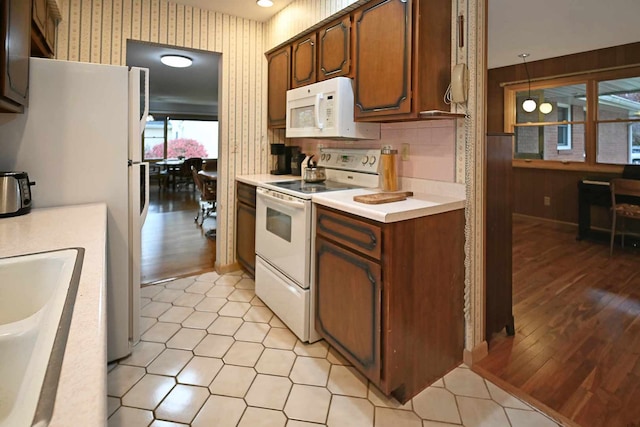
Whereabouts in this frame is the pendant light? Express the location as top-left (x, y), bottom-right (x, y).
top-left (519, 53), bottom-right (536, 113)
top-left (539, 102), bottom-right (553, 115)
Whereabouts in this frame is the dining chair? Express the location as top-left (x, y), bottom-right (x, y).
top-left (148, 163), bottom-right (168, 190)
top-left (176, 157), bottom-right (203, 191)
top-left (609, 178), bottom-right (640, 256)
top-left (191, 165), bottom-right (216, 226)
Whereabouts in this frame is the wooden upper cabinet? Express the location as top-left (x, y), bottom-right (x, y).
top-left (291, 34), bottom-right (316, 89)
top-left (31, 0), bottom-right (56, 57)
top-left (266, 45), bottom-right (291, 128)
top-left (32, 0), bottom-right (47, 36)
top-left (353, 0), bottom-right (451, 121)
top-left (318, 17), bottom-right (351, 81)
top-left (353, 0), bottom-right (412, 119)
top-left (0, 0), bottom-right (30, 113)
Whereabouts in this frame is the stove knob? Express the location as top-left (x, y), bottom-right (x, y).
top-left (321, 153), bottom-right (326, 161)
top-left (369, 155), bottom-right (377, 166)
top-left (361, 155), bottom-right (369, 165)
top-left (326, 154), bottom-right (331, 161)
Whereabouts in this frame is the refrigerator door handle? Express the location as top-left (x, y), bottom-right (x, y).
top-left (140, 162), bottom-right (150, 225)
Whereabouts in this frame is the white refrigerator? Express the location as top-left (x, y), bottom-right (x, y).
top-left (0, 58), bottom-right (150, 362)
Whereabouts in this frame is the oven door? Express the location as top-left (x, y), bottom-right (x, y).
top-left (255, 187), bottom-right (311, 287)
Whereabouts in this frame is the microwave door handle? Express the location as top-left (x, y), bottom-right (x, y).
top-left (314, 93), bottom-right (324, 129)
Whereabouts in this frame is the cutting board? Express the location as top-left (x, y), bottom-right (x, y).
top-left (353, 191), bottom-right (414, 204)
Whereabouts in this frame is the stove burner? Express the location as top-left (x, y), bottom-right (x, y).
top-left (267, 180), bottom-right (360, 194)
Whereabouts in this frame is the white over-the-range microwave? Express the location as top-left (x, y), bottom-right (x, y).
top-left (285, 77), bottom-right (380, 140)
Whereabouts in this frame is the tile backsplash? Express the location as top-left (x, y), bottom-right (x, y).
top-left (294, 120), bottom-right (455, 183)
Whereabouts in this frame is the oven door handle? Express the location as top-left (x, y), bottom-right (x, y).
top-left (257, 188), bottom-right (306, 210)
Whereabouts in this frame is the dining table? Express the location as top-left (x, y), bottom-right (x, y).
top-left (156, 158), bottom-right (184, 190)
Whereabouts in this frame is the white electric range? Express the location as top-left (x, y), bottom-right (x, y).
top-left (254, 148), bottom-right (381, 342)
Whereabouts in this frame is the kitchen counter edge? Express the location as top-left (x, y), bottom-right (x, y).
top-left (0, 203), bottom-right (107, 427)
top-left (236, 174), bottom-right (300, 187)
top-left (312, 188), bottom-right (465, 223)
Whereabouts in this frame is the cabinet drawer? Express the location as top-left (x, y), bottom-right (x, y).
top-left (316, 206), bottom-right (381, 260)
top-left (237, 181), bottom-right (256, 208)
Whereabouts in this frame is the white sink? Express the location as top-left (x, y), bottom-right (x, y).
top-left (0, 248), bottom-right (84, 427)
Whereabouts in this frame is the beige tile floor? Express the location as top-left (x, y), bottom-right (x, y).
top-left (108, 270), bottom-right (561, 427)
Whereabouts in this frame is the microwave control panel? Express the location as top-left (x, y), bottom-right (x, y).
top-left (323, 94), bottom-right (335, 129)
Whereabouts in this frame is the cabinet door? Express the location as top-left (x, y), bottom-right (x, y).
top-left (0, 0), bottom-right (30, 112)
top-left (267, 46), bottom-right (291, 128)
top-left (31, 0), bottom-right (54, 57)
top-left (315, 236), bottom-right (382, 383)
top-left (291, 34), bottom-right (316, 89)
top-left (32, 0), bottom-right (47, 35)
top-left (45, 5), bottom-right (56, 53)
top-left (318, 17), bottom-right (351, 81)
top-left (353, 0), bottom-right (412, 119)
top-left (236, 182), bottom-right (257, 277)
top-left (237, 203), bottom-right (256, 277)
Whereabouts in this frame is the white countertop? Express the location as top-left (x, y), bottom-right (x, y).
top-left (312, 188), bottom-right (465, 223)
top-left (0, 203), bottom-right (107, 427)
top-left (237, 174), bottom-right (465, 223)
top-left (236, 174), bottom-right (300, 186)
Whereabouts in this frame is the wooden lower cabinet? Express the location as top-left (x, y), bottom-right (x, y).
top-left (315, 205), bottom-right (465, 403)
top-left (316, 237), bottom-right (382, 383)
top-left (236, 182), bottom-right (256, 277)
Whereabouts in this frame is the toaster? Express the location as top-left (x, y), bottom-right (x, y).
top-left (0, 172), bottom-right (35, 218)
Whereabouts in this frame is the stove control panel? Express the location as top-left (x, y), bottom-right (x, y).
top-left (317, 148), bottom-right (381, 173)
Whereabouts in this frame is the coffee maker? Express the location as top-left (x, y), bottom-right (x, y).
top-left (270, 144), bottom-right (292, 175)
top-left (289, 146), bottom-right (305, 176)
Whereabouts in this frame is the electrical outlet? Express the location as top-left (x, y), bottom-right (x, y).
top-left (317, 144), bottom-right (324, 151)
top-left (401, 143), bottom-right (410, 161)
top-left (544, 196), bottom-right (551, 206)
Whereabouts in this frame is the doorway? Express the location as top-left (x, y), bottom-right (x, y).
top-left (480, 2), bottom-right (640, 425)
top-left (126, 40), bottom-right (221, 283)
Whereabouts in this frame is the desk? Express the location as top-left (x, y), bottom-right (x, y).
top-left (578, 179), bottom-right (611, 240)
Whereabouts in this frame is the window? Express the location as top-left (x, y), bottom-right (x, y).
top-left (596, 77), bottom-right (640, 165)
top-left (506, 67), bottom-right (640, 169)
top-left (143, 117), bottom-right (219, 161)
top-left (512, 84), bottom-right (586, 161)
top-left (556, 103), bottom-right (571, 150)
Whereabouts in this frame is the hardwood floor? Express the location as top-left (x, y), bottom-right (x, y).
top-left (475, 215), bottom-right (640, 427)
top-left (141, 184), bottom-right (216, 284)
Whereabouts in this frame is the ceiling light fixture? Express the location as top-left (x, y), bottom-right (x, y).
top-left (519, 53), bottom-right (536, 113)
top-left (160, 54), bottom-right (193, 68)
top-left (257, 0), bottom-right (274, 7)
